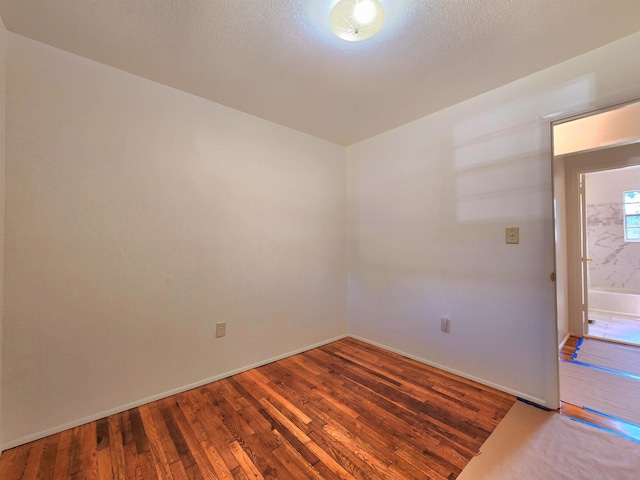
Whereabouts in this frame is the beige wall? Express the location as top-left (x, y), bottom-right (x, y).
top-left (348, 32), bottom-right (640, 408)
top-left (2, 34), bottom-right (348, 447)
top-left (0, 15), bottom-right (6, 453)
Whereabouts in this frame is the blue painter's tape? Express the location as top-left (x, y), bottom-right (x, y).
top-left (582, 407), bottom-right (640, 428)
top-left (576, 338), bottom-right (584, 347)
top-left (568, 416), bottom-right (640, 444)
top-left (569, 360), bottom-right (640, 381)
top-left (517, 398), bottom-right (553, 411)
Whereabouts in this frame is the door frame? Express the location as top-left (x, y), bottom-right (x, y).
top-left (568, 156), bottom-right (640, 338)
top-left (556, 144), bottom-right (640, 338)
top-left (552, 99), bottom-right (640, 344)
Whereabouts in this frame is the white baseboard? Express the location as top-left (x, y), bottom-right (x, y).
top-left (1, 334), bottom-right (348, 452)
top-left (349, 335), bottom-right (551, 408)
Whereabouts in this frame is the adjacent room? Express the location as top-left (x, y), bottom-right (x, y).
top-left (1, 1), bottom-right (640, 478)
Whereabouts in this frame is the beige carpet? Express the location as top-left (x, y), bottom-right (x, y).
top-left (458, 401), bottom-right (640, 480)
top-left (576, 339), bottom-right (640, 376)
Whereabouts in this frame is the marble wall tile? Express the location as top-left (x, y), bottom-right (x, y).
top-left (587, 202), bottom-right (640, 291)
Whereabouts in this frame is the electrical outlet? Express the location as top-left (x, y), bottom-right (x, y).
top-left (441, 317), bottom-right (450, 333)
top-left (215, 322), bottom-right (226, 338)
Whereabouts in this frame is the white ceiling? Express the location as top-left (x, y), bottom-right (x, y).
top-left (1, 0), bottom-right (640, 145)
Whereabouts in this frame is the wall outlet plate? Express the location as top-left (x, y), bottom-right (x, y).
top-left (215, 322), bottom-right (226, 338)
top-left (441, 317), bottom-right (450, 333)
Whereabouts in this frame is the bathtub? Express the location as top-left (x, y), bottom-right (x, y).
top-left (589, 288), bottom-right (640, 318)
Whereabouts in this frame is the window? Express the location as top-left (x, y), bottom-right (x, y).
top-left (624, 190), bottom-right (640, 241)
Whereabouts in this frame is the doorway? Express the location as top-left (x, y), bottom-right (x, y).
top-left (553, 100), bottom-right (640, 435)
top-left (553, 100), bottom-right (640, 346)
top-left (582, 166), bottom-right (640, 346)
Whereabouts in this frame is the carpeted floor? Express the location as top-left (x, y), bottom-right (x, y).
top-left (458, 400), bottom-right (640, 479)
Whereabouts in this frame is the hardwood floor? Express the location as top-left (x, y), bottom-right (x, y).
top-left (559, 335), bottom-right (581, 362)
top-left (0, 337), bottom-right (516, 479)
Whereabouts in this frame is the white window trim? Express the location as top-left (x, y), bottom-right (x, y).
top-left (623, 190), bottom-right (640, 242)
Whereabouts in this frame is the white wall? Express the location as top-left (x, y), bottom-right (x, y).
top-left (0, 15), bottom-right (7, 454)
top-left (2, 34), bottom-right (348, 447)
top-left (586, 166), bottom-right (640, 205)
top-left (348, 32), bottom-right (640, 407)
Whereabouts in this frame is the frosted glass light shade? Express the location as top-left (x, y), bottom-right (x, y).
top-left (329, 0), bottom-right (385, 42)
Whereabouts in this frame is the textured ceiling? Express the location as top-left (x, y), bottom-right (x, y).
top-left (1, 0), bottom-right (640, 145)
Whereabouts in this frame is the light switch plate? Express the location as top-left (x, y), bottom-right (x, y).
top-left (506, 227), bottom-right (519, 244)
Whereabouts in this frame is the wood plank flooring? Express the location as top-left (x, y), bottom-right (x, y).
top-left (0, 337), bottom-right (516, 479)
top-left (560, 335), bottom-right (581, 362)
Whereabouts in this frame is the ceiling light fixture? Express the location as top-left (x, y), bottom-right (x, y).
top-left (329, 0), bottom-right (385, 42)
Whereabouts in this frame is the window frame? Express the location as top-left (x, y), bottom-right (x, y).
top-left (623, 190), bottom-right (640, 242)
